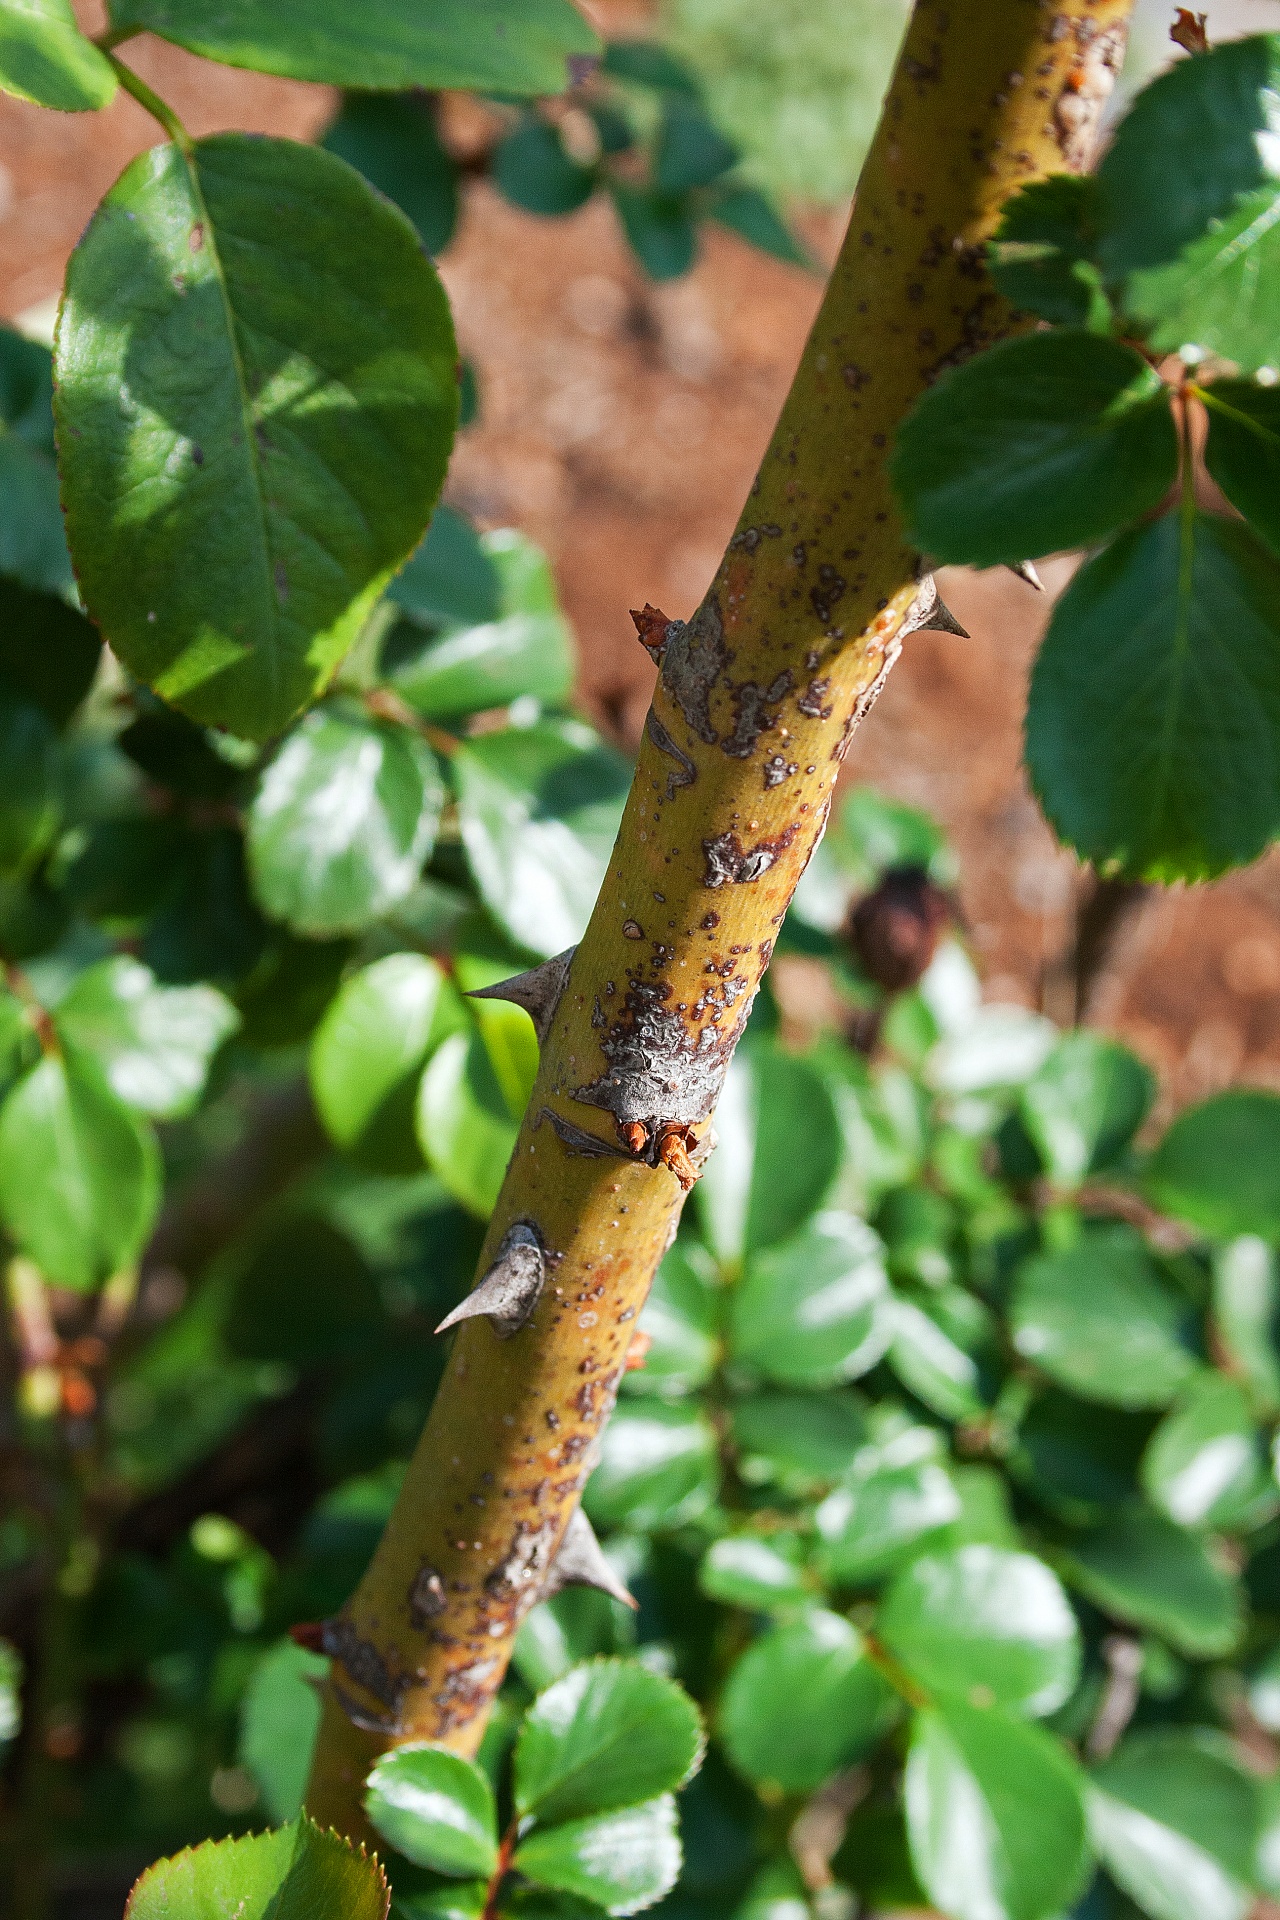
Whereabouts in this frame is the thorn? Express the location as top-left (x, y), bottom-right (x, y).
top-left (1006, 559), bottom-right (1044, 591)
top-left (630, 603), bottom-right (672, 663)
top-left (543, 1507), bottom-right (638, 1609)
top-left (902, 572), bottom-right (971, 640)
top-left (436, 1222), bottom-right (547, 1339)
top-left (469, 947), bottom-right (575, 1046)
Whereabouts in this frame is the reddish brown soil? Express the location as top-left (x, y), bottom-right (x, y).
top-left (3, 23), bottom-right (1278, 1114)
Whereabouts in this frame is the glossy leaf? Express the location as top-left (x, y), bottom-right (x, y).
top-left (730, 1211), bottom-right (889, 1388)
top-left (987, 174), bottom-right (1105, 327)
top-left (904, 1701), bottom-right (1089, 1920)
top-left (322, 93), bottom-right (458, 254)
top-left (513, 1797), bottom-right (681, 1916)
top-left (1213, 1236), bottom-right (1280, 1416)
top-left (1020, 1031), bottom-right (1154, 1186)
top-left (583, 1400), bottom-right (719, 1532)
top-left (1128, 191), bottom-right (1280, 374)
top-left (310, 953), bottom-right (453, 1151)
top-left (1088, 1730), bottom-right (1260, 1920)
top-left (1028, 511), bottom-right (1280, 880)
top-left (1146, 1090), bottom-right (1280, 1240)
top-left (885, 1294), bottom-right (986, 1422)
top-left (0, 1047), bottom-right (160, 1291)
top-left (0, 330), bottom-right (74, 598)
top-left (1098, 35), bottom-right (1280, 277)
top-left (364, 1745), bottom-right (499, 1879)
top-left (514, 1659), bottom-right (703, 1823)
top-left (416, 1024), bottom-right (530, 1218)
top-left (104, 0), bottom-right (600, 93)
top-left (54, 956), bottom-right (238, 1118)
top-left (816, 1426), bottom-right (960, 1584)
top-left (719, 1610), bottom-right (898, 1793)
top-left (1140, 1372), bottom-right (1272, 1530)
top-left (0, 0), bottom-right (116, 111)
top-left (879, 1545), bottom-right (1081, 1718)
top-left (730, 1389), bottom-right (867, 1492)
top-left (698, 1045), bottom-right (842, 1264)
top-left (1010, 1226), bottom-right (1199, 1409)
top-left (1203, 381), bottom-right (1280, 559)
top-left (238, 1639), bottom-right (326, 1823)
top-left (626, 1239), bottom-right (719, 1397)
top-left (698, 1532), bottom-right (812, 1611)
top-left (1066, 1505), bottom-right (1244, 1658)
top-left (890, 331), bottom-right (1176, 567)
top-left (125, 1817), bottom-right (388, 1920)
top-left (455, 720), bottom-right (630, 958)
top-left (248, 708), bottom-right (444, 937)
top-left (55, 134), bottom-right (457, 739)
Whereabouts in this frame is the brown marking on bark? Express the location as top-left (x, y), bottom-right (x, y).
top-left (408, 1565), bottom-right (447, 1629)
top-left (646, 708), bottom-right (697, 799)
top-left (574, 979), bottom-right (743, 1128)
top-left (659, 596), bottom-right (729, 745)
top-left (702, 825), bottom-right (799, 888)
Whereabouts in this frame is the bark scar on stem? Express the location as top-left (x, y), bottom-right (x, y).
top-left (703, 825), bottom-right (798, 887)
top-left (573, 978), bottom-right (745, 1131)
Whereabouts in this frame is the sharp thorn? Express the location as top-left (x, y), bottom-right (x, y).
top-left (918, 597), bottom-right (970, 638)
top-left (1006, 559), bottom-right (1044, 591)
top-left (435, 1222), bottom-right (547, 1339)
top-left (543, 1507), bottom-right (638, 1609)
top-left (468, 947), bottom-right (576, 1046)
top-left (901, 572), bottom-right (969, 640)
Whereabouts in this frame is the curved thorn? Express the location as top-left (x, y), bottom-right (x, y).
top-left (901, 572), bottom-right (971, 640)
top-left (543, 1507), bottom-right (638, 1609)
top-left (435, 1222), bottom-right (546, 1339)
top-left (468, 947), bottom-right (576, 1046)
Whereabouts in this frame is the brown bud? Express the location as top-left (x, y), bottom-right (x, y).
top-left (1170, 9), bottom-right (1209, 53)
top-left (656, 1123), bottom-right (700, 1192)
top-left (617, 1120), bottom-right (649, 1156)
top-left (846, 865), bottom-right (953, 994)
top-left (289, 1620), bottom-right (327, 1652)
top-left (630, 604), bottom-right (673, 662)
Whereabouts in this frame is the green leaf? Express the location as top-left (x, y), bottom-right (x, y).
top-left (1028, 520), bottom-right (1280, 884)
top-left (454, 720), bottom-right (630, 958)
top-left (698, 1531), bottom-right (813, 1611)
top-left (1146, 1089), bottom-right (1280, 1239)
top-left (1065, 1504), bottom-right (1244, 1658)
top-left (583, 1400), bottom-right (719, 1532)
top-left (655, 100), bottom-right (737, 193)
top-left (55, 134), bottom-right (457, 739)
top-left (719, 1610), bottom-right (899, 1793)
top-left (0, 693), bottom-right (58, 876)
top-left (815, 1426), bottom-right (961, 1585)
top-left (626, 1238), bottom-right (719, 1398)
top-left (1203, 381), bottom-right (1280, 558)
top-left (1088, 1730), bottom-right (1260, 1920)
top-left (1140, 1372), bottom-right (1273, 1530)
top-left (310, 953), bottom-right (454, 1151)
top-left (697, 1045), bottom-right (842, 1264)
top-left (322, 93), bottom-right (458, 254)
top-left (708, 186), bottom-right (808, 267)
top-left (54, 956), bottom-right (239, 1117)
top-left (0, 0), bottom-right (116, 110)
top-left (987, 174), bottom-right (1106, 327)
top-left (0, 584), bottom-right (98, 731)
top-left (904, 1701), bottom-right (1089, 1920)
top-left (389, 530), bottom-right (575, 722)
top-left (890, 331), bottom-right (1176, 568)
top-left (0, 1047), bottom-right (160, 1291)
top-left (416, 1023), bottom-right (529, 1218)
top-left (513, 1797), bottom-right (681, 1917)
top-left (884, 1294), bottom-right (986, 1422)
top-left (611, 185), bottom-right (697, 281)
top-left (1015, 1390), bottom-right (1161, 1523)
top-left (248, 707), bottom-right (444, 936)
top-left (494, 116), bottom-right (596, 216)
top-left (125, 1817), bottom-right (389, 1920)
top-left (878, 1545), bottom-right (1080, 1718)
top-left (1010, 1226), bottom-right (1199, 1409)
top-left (601, 40), bottom-right (701, 96)
top-left (389, 508), bottom-right (502, 633)
top-left (731, 1389), bottom-right (867, 1493)
top-left (1099, 35), bottom-right (1280, 278)
top-left (730, 1211), bottom-right (889, 1388)
top-left (365, 1746), bottom-right (499, 1880)
top-left (1128, 189), bottom-right (1280, 374)
top-left (1019, 1031), bottom-right (1154, 1187)
top-left (0, 329), bottom-right (74, 599)
top-left (104, 0), bottom-right (600, 93)
top-left (237, 1638), bottom-right (326, 1823)
top-left (1213, 1235), bottom-right (1280, 1416)
top-left (514, 1658), bottom-right (703, 1824)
